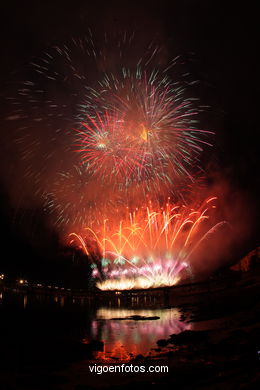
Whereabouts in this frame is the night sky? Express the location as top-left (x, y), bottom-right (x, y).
top-left (0, 1), bottom-right (258, 283)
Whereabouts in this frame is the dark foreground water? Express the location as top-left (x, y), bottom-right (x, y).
top-left (1, 272), bottom-right (259, 390)
top-left (0, 289), bottom-right (191, 363)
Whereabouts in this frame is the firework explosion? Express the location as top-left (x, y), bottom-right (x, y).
top-left (76, 68), bottom-right (213, 192)
top-left (7, 33), bottom-right (219, 290)
top-left (69, 197), bottom-right (221, 290)
top-left (7, 34), bottom-right (211, 210)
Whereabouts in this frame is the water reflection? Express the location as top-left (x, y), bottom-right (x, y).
top-left (87, 307), bottom-right (191, 361)
top-left (23, 294), bottom-right (27, 308)
top-left (0, 289), bottom-right (193, 363)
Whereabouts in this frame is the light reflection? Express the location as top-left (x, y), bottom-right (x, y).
top-left (23, 295), bottom-right (27, 308)
top-left (88, 307), bottom-right (191, 361)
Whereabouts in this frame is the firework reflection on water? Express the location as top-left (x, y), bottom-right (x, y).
top-left (85, 307), bottom-right (191, 361)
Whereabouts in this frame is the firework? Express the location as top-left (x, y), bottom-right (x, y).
top-left (6, 33), bottom-right (212, 215)
top-left (69, 197), bottom-right (222, 290)
top-left (5, 32), bottom-right (220, 292)
top-left (76, 68), bottom-right (213, 192)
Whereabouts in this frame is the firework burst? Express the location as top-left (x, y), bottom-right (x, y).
top-left (69, 197), bottom-right (223, 290)
top-left (5, 33), bottom-right (212, 208)
top-left (76, 68), bottom-right (213, 191)
top-left (5, 32), bottom-right (220, 292)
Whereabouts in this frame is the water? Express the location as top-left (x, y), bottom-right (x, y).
top-left (0, 289), bottom-right (191, 363)
top-left (87, 307), bottom-right (191, 360)
top-left (1, 272), bottom-right (258, 390)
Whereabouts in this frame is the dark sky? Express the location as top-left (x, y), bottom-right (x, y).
top-left (0, 1), bottom-right (258, 278)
